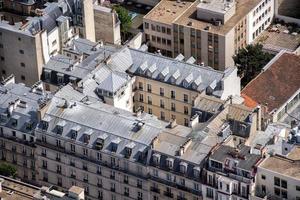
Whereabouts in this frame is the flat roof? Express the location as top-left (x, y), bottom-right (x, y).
top-left (259, 147), bottom-right (300, 179)
top-left (143, 0), bottom-right (194, 24)
top-left (254, 24), bottom-right (300, 53)
top-left (174, 0), bottom-right (261, 35)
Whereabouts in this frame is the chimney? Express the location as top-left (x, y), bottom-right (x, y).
top-left (167, 119), bottom-right (177, 129)
top-left (178, 138), bottom-right (192, 156)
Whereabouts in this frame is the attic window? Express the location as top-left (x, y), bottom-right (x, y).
top-left (179, 162), bottom-right (188, 174)
top-left (11, 115), bottom-right (20, 127)
top-left (71, 125), bottom-right (81, 140)
top-left (153, 153), bottom-right (161, 165)
top-left (111, 138), bottom-right (121, 152)
top-left (125, 142), bottom-right (135, 158)
top-left (193, 166), bottom-right (200, 178)
top-left (83, 129), bottom-right (93, 144)
top-left (56, 121), bottom-right (66, 135)
top-left (166, 158), bottom-right (174, 169)
top-left (26, 120), bottom-right (34, 130)
top-left (95, 134), bottom-right (108, 150)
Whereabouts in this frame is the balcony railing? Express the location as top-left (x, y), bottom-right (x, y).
top-left (150, 187), bottom-right (160, 194)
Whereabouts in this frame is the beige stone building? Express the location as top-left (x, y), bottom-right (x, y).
top-left (127, 48), bottom-right (241, 126)
top-left (94, 5), bottom-right (121, 45)
top-left (144, 0), bottom-right (274, 70)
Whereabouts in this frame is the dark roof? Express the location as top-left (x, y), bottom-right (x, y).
top-left (210, 145), bottom-right (261, 171)
top-left (242, 52), bottom-right (300, 112)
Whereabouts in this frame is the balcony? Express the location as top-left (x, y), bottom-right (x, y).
top-left (150, 187), bottom-right (160, 194)
top-left (164, 191), bottom-right (174, 198)
top-left (56, 157), bottom-right (61, 162)
top-left (56, 169), bottom-right (62, 174)
top-left (83, 178), bottom-right (88, 183)
top-left (97, 183), bottom-right (102, 188)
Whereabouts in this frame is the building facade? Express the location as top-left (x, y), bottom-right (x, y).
top-left (143, 0), bottom-right (274, 70)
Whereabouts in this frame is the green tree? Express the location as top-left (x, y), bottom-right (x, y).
top-left (113, 6), bottom-right (132, 38)
top-left (233, 44), bottom-right (273, 86)
top-left (0, 163), bottom-right (17, 177)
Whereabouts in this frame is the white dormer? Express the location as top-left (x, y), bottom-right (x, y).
top-left (183, 73), bottom-right (193, 88)
top-left (153, 153), bottom-right (161, 165)
top-left (170, 69), bottom-right (180, 84)
top-left (193, 166), bottom-right (200, 178)
top-left (56, 120), bottom-right (66, 134)
top-left (159, 66), bottom-right (169, 80)
top-left (83, 129), bottom-right (93, 143)
top-left (146, 63), bottom-right (157, 77)
top-left (138, 61), bottom-right (148, 74)
top-left (125, 142), bottom-right (136, 158)
top-left (192, 76), bottom-right (202, 90)
top-left (166, 157), bottom-right (174, 169)
top-left (95, 133), bottom-right (108, 150)
top-left (111, 137), bottom-right (122, 152)
top-left (71, 125), bottom-right (81, 140)
top-left (179, 162), bottom-right (188, 174)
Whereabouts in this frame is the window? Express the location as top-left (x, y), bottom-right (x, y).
top-left (148, 96), bottom-right (152, 104)
top-left (0, 56), bottom-right (4, 61)
top-left (124, 175), bottom-right (128, 183)
top-left (171, 90), bottom-right (175, 99)
top-left (171, 103), bottom-right (176, 111)
top-left (261, 174), bottom-right (266, 180)
top-left (183, 94), bottom-right (188, 102)
top-left (184, 118), bottom-right (189, 127)
top-left (281, 180), bottom-right (287, 188)
top-left (184, 106), bottom-right (188, 115)
top-left (296, 186), bottom-right (300, 191)
top-left (147, 84), bottom-right (152, 92)
top-left (21, 75), bottom-right (25, 81)
top-left (139, 94), bottom-right (144, 102)
top-left (281, 190), bottom-right (287, 198)
top-left (274, 177), bottom-right (280, 186)
top-left (161, 112), bottom-right (165, 120)
top-left (19, 50), bottom-right (24, 54)
top-left (138, 82), bottom-right (143, 90)
top-left (148, 108), bottom-right (152, 114)
top-left (206, 188), bottom-right (214, 198)
top-left (274, 187), bottom-right (280, 196)
top-left (160, 100), bottom-right (165, 108)
top-left (70, 144), bottom-right (75, 152)
top-left (144, 22), bottom-right (149, 29)
top-left (160, 88), bottom-right (164, 96)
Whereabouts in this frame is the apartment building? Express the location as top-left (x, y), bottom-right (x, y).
top-left (0, 1), bottom-right (74, 86)
top-left (254, 146), bottom-right (300, 200)
top-left (143, 0), bottom-right (274, 70)
top-left (2, 0), bottom-right (37, 15)
top-left (127, 48), bottom-right (241, 126)
top-left (94, 5), bottom-right (121, 45)
top-left (202, 144), bottom-right (262, 200)
top-left (0, 76), bottom-right (51, 184)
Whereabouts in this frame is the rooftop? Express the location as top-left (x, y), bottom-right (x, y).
top-left (127, 48), bottom-right (233, 95)
top-left (210, 144), bottom-right (261, 171)
top-left (259, 147), bottom-right (300, 179)
top-left (174, 0), bottom-right (261, 35)
top-left (254, 24), bottom-right (300, 53)
top-left (143, 0), bottom-right (194, 24)
top-left (242, 52), bottom-right (300, 113)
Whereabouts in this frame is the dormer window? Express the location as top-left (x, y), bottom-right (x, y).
top-left (193, 166), bottom-right (200, 178)
top-left (111, 138), bottom-right (121, 152)
top-left (57, 73), bottom-right (64, 85)
top-left (26, 120), bottom-right (34, 130)
top-left (41, 116), bottom-right (51, 130)
top-left (44, 69), bottom-right (51, 81)
top-left (71, 125), bottom-right (81, 140)
top-left (125, 142), bottom-right (135, 158)
top-left (11, 115), bottom-right (20, 127)
top-left (56, 121), bottom-right (66, 135)
top-left (83, 129), bottom-right (93, 144)
top-left (166, 158), bottom-right (174, 169)
top-left (153, 153), bottom-right (161, 165)
top-left (95, 133), bottom-right (108, 150)
top-left (0, 113), bottom-right (8, 122)
top-left (179, 162), bottom-right (188, 174)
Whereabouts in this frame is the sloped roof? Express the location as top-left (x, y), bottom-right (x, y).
top-left (242, 52), bottom-right (300, 112)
